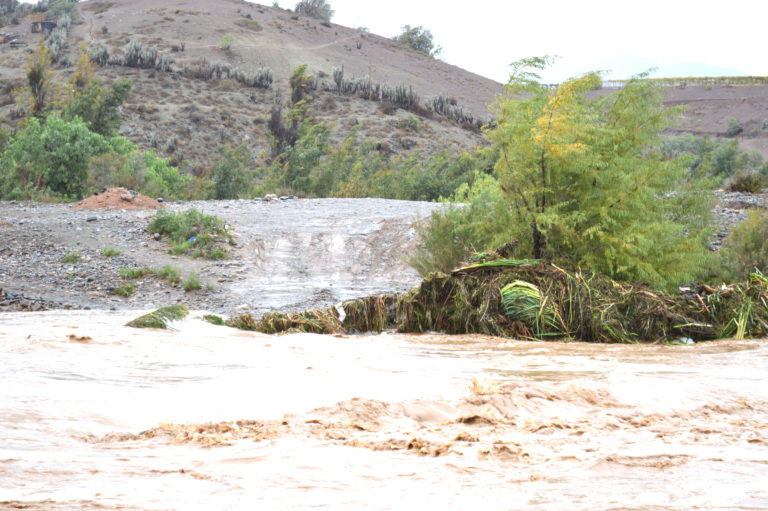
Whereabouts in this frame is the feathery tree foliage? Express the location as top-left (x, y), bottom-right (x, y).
top-left (489, 56), bottom-right (713, 288)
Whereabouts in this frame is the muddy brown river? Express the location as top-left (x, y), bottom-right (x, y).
top-left (1, 311), bottom-right (767, 510)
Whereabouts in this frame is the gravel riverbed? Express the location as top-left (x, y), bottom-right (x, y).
top-left (0, 198), bottom-right (445, 315)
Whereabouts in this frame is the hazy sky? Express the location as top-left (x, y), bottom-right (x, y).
top-left (271, 0), bottom-right (765, 83)
top-left (22, 0), bottom-right (765, 83)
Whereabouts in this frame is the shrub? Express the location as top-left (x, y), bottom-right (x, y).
top-left (122, 41), bottom-right (158, 69)
top-left (1, 115), bottom-right (111, 200)
top-left (409, 173), bottom-right (515, 275)
top-left (294, 0), bottom-right (333, 21)
top-left (235, 18), bottom-right (262, 31)
top-left (718, 210), bottom-right (768, 281)
top-left (218, 33), bottom-right (233, 51)
top-left (157, 265), bottom-right (181, 284)
top-left (119, 266), bottom-right (155, 279)
top-left (102, 246), bottom-right (120, 257)
top-left (212, 144), bottom-right (253, 199)
top-left (62, 77), bottom-right (132, 137)
top-left (725, 170), bottom-right (765, 193)
top-left (62, 250), bottom-right (82, 263)
top-left (726, 118), bottom-right (743, 137)
top-left (395, 115), bottom-right (420, 133)
top-left (183, 271), bottom-right (201, 292)
top-left (111, 284), bottom-right (135, 297)
top-left (393, 25), bottom-right (441, 57)
top-left (89, 46), bottom-right (109, 66)
top-left (148, 209), bottom-right (234, 259)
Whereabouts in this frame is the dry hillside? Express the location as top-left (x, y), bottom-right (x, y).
top-left (1, 0), bottom-right (768, 173)
top-left (0, 0), bottom-right (501, 172)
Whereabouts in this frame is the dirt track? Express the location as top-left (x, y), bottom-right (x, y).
top-left (0, 198), bottom-right (444, 314)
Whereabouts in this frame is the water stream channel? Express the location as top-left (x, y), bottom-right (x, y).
top-left (1, 310), bottom-right (767, 509)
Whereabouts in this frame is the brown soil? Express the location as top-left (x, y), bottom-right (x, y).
top-left (72, 187), bottom-right (162, 210)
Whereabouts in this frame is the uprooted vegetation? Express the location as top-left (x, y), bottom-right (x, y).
top-left (221, 259), bottom-right (768, 343)
top-left (126, 305), bottom-right (189, 329)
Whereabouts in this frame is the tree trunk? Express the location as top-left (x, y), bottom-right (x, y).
top-left (532, 220), bottom-right (545, 259)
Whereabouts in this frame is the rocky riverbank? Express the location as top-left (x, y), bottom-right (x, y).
top-left (0, 197), bottom-right (445, 315)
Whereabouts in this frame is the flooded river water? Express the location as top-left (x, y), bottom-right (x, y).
top-left (1, 310), bottom-right (767, 510)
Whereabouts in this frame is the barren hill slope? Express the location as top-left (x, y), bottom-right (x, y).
top-left (2, 0), bottom-right (767, 172)
top-left (0, 0), bottom-right (501, 171)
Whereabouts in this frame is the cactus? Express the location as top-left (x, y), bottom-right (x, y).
top-left (332, 65), bottom-right (343, 91)
top-left (156, 54), bottom-right (174, 73)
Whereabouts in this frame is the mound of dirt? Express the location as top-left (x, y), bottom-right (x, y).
top-left (72, 188), bottom-right (163, 210)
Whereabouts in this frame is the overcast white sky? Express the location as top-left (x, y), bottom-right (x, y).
top-left (23, 0), bottom-right (765, 83)
top-left (272, 0), bottom-right (765, 83)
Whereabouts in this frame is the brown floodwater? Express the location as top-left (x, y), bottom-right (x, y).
top-left (1, 310), bottom-right (767, 510)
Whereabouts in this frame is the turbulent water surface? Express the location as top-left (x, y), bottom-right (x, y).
top-left (1, 311), bottom-right (767, 510)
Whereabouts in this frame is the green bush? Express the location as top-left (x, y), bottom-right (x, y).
top-left (218, 33), bottom-right (233, 51)
top-left (718, 210), bottom-right (768, 281)
top-left (102, 247), bottom-right (120, 257)
top-left (183, 271), bottom-right (201, 292)
top-left (62, 250), bottom-right (82, 263)
top-left (148, 209), bottom-right (234, 259)
top-left (119, 266), bottom-right (155, 279)
top-left (112, 284), bottom-right (135, 297)
top-left (157, 265), bottom-right (181, 284)
top-left (393, 25), bottom-right (441, 57)
top-left (725, 170), bottom-right (765, 193)
top-left (726, 118), bottom-right (743, 137)
top-left (294, 0), bottom-right (333, 21)
top-left (62, 78), bottom-right (132, 137)
top-left (1, 115), bottom-right (110, 199)
top-left (213, 144), bottom-right (253, 199)
top-left (408, 173), bottom-right (516, 275)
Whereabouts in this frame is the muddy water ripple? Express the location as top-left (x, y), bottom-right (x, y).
top-left (1, 311), bottom-right (767, 510)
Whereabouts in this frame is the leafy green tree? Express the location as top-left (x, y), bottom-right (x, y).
top-left (294, 0), bottom-right (333, 21)
top-left (62, 78), bottom-right (132, 137)
top-left (393, 25), bottom-right (442, 57)
top-left (488, 57), bottom-right (713, 288)
top-left (213, 144), bottom-right (253, 199)
top-left (1, 115), bottom-right (110, 199)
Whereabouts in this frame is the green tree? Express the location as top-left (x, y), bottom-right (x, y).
top-left (393, 25), bottom-right (442, 57)
top-left (488, 57), bottom-right (713, 288)
top-left (1, 115), bottom-right (110, 199)
top-left (62, 78), bottom-right (132, 137)
top-left (213, 144), bottom-right (253, 199)
top-left (294, 0), bottom-right (333, 21)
